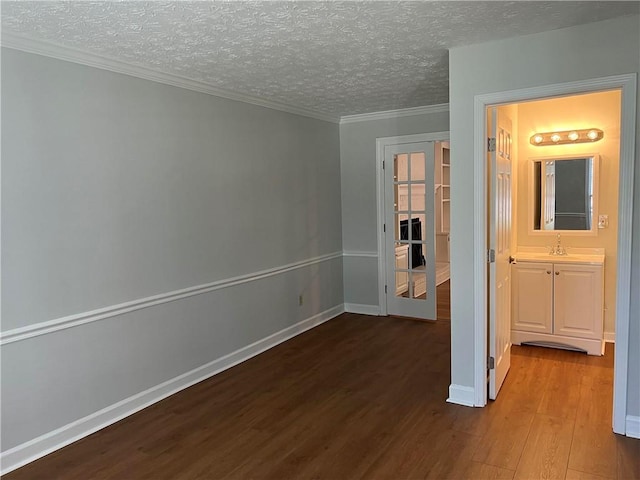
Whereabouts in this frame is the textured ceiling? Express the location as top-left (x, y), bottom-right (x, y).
top-left (2, 1), bottom-right (638, 117)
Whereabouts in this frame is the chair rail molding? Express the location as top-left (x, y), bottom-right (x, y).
top-left (1, 251), bottom-right (343, 345)
top-left (342, 251), bottom-right (378, 258)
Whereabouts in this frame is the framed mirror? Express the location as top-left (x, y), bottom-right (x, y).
top-left (529, 154), bottom-right (599, 234)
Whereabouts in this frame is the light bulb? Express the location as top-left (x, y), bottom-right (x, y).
top-left (533, 134), bottom-right (543, 144)
top-left (550, 133), bottom-right (561, 143)
top-left (568, 131), bottom-right (579, 141)
top-left (587, 130), bottom-right (599, 140)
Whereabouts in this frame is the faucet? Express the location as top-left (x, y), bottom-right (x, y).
top-left (550, 234), bottom-right (567, 255)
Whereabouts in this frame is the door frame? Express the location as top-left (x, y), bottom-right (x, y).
top-left (376, 131), bottom-right (450, 315)
top-left (473, 74), bottom-right (636, 435)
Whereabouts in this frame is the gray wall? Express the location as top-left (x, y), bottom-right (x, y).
top-left (449, 15), bottom-right (640, 416)
top-left (340, 112), bottom-right (449, 307)
top-left (1, 48), bottom-right (343, 450)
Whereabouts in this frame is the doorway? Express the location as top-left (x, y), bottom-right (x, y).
top-left (376, 132), bottom-right (450, 320)
top-left (488, 90), bottom-right (621, 402)
top-left (476, 74), bottom-right (636, 435)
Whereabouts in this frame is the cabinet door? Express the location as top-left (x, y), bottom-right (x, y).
top-left (512, 262), bottom-right (553, 333)
top-left (554, 264), bottom-right (603, 339)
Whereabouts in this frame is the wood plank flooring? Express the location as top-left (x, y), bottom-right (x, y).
top-left (5, 282), bottom-right (639, 479)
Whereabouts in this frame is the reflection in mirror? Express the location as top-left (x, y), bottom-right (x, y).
top-left (532, 156), bottom-right (596, 231)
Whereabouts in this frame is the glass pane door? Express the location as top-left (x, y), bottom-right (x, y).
top-left (385, 142), bottom-right (436, 319)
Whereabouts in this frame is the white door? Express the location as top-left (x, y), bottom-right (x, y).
top-left (384, 142), bottom-right (436, 320)
top-left (489, 107), bottom-right (513, 400)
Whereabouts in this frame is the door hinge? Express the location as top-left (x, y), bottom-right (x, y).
top-left (383, 223), bottom-right (386, 232)
top-left (488, 137), bottom-right (496, 152)
top-left (385, 285), bottom-right (388, 294)
top-left (382, 160), bottom-right (385, 170)
top-left (487, 249), bottom-right (496, 263)
top-left (488, 356), bottom-right (495, 370)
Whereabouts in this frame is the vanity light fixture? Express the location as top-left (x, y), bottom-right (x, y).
top-left (530, 128), bottom-right (604, 146)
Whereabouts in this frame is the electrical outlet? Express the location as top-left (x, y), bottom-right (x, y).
top-left (598, 214), bottom-right (608, 229)
top-left (298, 294), bottom-right (303, 306)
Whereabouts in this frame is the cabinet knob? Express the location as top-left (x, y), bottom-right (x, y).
top-left (546, 270), bottom-right (551, 274)
top-left (555, 271), bottom-right (560, 275)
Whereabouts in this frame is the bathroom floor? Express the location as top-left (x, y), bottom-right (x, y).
top-left (489, 341), bottom-right (628, 479)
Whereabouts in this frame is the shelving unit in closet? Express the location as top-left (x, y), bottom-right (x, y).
top-left (434, 141), bottom-right (451, 286)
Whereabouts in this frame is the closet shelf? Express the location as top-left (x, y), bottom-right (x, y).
top-left (436, 141), bottom-right (451, 236)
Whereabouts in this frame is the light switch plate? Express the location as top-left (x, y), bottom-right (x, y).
top-left (598, 214), bottom-right (608, 228)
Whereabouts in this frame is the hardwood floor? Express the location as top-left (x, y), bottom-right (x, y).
top-left (5, 282), bottom-right (638, 479)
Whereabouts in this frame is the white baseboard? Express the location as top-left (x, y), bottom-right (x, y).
top-left (344, 303), bottom-right (381, 316)
top-left (603, 331), bottom-right (615, 343)
top-left (626, 415), bottom-right (640, 439)
top-left (447, 384), bottom-right (476, 407)
top-left (0, 304), bottom-right (344, 475)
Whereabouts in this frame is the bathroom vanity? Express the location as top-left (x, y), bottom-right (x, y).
top-left (511, 248), bottom-right (605, 355)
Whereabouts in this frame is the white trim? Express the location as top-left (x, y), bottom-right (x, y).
top-left (604, 331), bottom-right (616, 343)
top-left (340, 103), bottom-right (449, 125)
top-left (0, 33), bottom-right (339, 124)
top-left (342, 251), bottom-right (378, 258)
top-left (473, 95), bottom-right (489, 408)
top-left (0, 251), bottom-right (343, 345)
top-left (0, 304), bottom-right (344, 475)
top-left (612, 75), bottom-right (636, 436)
top-left (375, 132), bottom-right (451, 316)
top-left (626, 416), bottom-right (640, 439)
top-left (512, 331), bottom-right (603, 356)
top-left (471, 74), bottom-right (636, 433)
top-left (446, 385), bottom-right (477, 407)
top-left (344, 303), bottom-right (381, 316)
top-left (376, 138), bottom-right (388, 316)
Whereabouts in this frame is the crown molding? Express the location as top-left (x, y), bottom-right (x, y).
top-left (340, 103), bottom-right (450, 124)
top-left (1, 32), bottom-right (341, 124)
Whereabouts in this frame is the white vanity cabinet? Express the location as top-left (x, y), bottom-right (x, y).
top-left (511, 255), bottom-right (604, 355)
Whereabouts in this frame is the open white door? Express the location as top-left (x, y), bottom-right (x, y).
top-left (489, 107), bottom-right (513, 399)
top-left (384, 142), bottom-right (436, 320)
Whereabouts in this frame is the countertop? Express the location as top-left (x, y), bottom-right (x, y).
top-left (514, 247), bottom-right (605, 266)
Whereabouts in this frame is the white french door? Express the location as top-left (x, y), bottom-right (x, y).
top-left (488, 107), bottom-right (513, 399)
top-left (384, 142), bottom-right (436, 320)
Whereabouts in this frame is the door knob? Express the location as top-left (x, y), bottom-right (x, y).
top-left (508, 256), bottom-right (516, 264)
top-left (555, 271), bottom-right (560, 275)
top-left (546, 270), bottom-right (551, 274)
